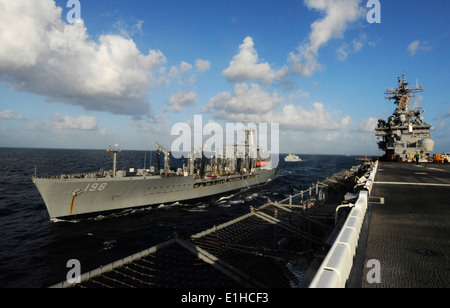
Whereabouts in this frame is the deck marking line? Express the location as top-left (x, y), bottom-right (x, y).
top-left (375, 181), bottom-right (450, 187)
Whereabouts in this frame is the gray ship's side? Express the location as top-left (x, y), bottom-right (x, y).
top-left (33, 168), bottom-right (277, 220)
top-left (33, 130), bottom-right (278, 220)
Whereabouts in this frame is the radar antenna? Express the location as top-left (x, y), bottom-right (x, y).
top-left (384, 73), bottom-right (424, 111)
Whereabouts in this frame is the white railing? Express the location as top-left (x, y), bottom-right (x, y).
top-left (309, 161), bottom-right (378, 288)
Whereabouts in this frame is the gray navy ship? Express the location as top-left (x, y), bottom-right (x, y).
top-left (375, 74), bottom-right (435, 162)
top-left (33, 130), bottom-right (278, 220)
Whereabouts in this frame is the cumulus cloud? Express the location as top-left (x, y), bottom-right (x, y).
top-left (205, 83), bottom-right (350, 132)
top-left (50, 113), bottom-right (98, 131)
top-left (266, 103), bottom-right (351, 132)
top-left (0, 0), bottom-right (167, 115)
top-left (205, 83), bottom-right (283, 116)
top-left (0, 109), bottom-right (25, 120)
top-left (27, 113), bottom-right (97, 131)
top-left (353, 117), bottom-right (378, 133)
top-left (289, 0), bottom-right (365, 76)
top-left (223, 37), bottom-right (287, 84)
top-left (195, 59), bottom-right (211, 72)
top-left (169, 61), bottom-right (193, 79)
top-left (407, 40), bottom-right (432, 56)
top-left (167, 91), bottom-right (198, 112)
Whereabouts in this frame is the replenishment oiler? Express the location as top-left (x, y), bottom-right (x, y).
top-left (33, 130), bottom-right (278, 220)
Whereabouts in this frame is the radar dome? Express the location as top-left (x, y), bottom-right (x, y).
top-left (420, 138), bottom-right (435, 152)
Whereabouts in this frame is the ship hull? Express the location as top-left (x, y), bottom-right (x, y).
top-left (33, 169), bottom-right (278, 220)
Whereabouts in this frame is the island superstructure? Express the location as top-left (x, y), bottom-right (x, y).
top-left (375, 74), bottom-right (434, 162)
top-left (32, 130), bottom-right (278, 220)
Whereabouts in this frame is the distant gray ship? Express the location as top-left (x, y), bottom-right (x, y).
top-left (284, 153), bottom-right (302, 162)
top-left (376, 74), bottom-right (434, 162)
top-left (33, 130), bottom-right (278, 220)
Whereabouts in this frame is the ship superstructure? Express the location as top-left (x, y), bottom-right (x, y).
top-left (33, 130), bottom-right (278, 220)
top-left (375, 74), bottom-right (434, 162)
top-left (285, 153), bottom-right (302, 162)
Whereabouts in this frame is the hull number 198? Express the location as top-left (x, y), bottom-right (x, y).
top-left (84, 183), bottom-right (107, 192)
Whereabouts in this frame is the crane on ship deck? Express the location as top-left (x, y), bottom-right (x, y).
top-left (155, 142), bottom-right (170, 174)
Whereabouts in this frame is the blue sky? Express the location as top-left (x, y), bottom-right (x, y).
top-left (1, 0), bottom-right (449, 155)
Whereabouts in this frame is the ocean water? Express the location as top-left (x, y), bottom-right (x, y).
top-left (0, 148), bottom-right (361, 288)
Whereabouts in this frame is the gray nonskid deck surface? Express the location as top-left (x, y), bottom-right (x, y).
top-left (359, 162), bottom-right (450, 288)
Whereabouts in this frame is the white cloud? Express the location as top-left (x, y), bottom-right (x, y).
top-left (169, 61), bottom-right (195, 86)
top-left (169, 61), bottom-right (193, 78)
top-left (407, 40), bottom-right (432, 56)
top-left (50, 113), bottom-right (98, 131)
top-left (129, 117), bottom-right (168, 135)
top-left (205, 83), bottom-right (283, 116)
top-left (27, 113), bottom-right (98, 132)
top-left (205, 83), bottom-right (350, 132)
top-left (336, 34), bottom-right (369, 61)
top-left (336, 43), bottom-right (350, 61)
top-left (98, 128), bottom-right (109, 136)
top-left (0, 0), bottom-right (167, 115)
top-left (266, 103), bottom-right (351, 131)
top-left (410, 95), bottom-right (423, 110)
top-left (222, 37), bottom-right (287, 84)
top-left (168, 59), bottom-right (210, 87)
top-left (353, 117), bottom-right (378, 133)
top-left (0, 109), bottom-right (25, 120)
top-left (289, 0), bottom-right (365, 76)
top-left (352, 34), bottom-right (367, 52)
top-left (407, 41), bottom-right (420, 56)
top-left (167, 91), bottom-right (198, 112)
top-left (195, 59), bottom-right (211, 72)
top-left (113, 18), bottom-right (144, 39)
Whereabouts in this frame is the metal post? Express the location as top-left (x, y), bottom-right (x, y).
top-left (113, 151), bottom-right (117, 177)
top-left (108, 145), bottom-right (121, 177)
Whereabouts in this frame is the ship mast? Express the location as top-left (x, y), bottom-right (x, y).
top-left (107, 144), bottom-right (121, 177)
top-left (384, 73), bottom-right (423, 111)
